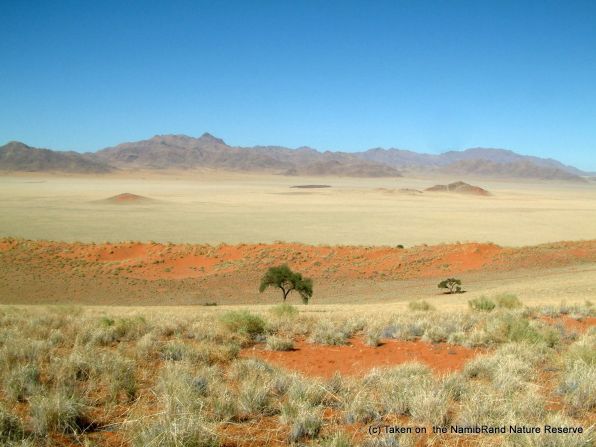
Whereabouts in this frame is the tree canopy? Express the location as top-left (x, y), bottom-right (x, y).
top-left (438, 278), bottom-right (463, 294)
top-left (259, 264), bottom-right (313, 304)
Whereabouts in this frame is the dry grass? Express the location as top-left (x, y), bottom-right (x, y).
top-left (2, 173), bottom-right (596, 247)
top-left (0, 303), bottom-right (593, 446)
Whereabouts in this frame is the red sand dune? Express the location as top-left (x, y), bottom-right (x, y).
top-left (1, 238), bottom-right (595, 283)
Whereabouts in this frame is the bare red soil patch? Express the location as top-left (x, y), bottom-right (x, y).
top-left (540, 315), bottom-right (596, 333)
top-left (242, 338), bottom-right (481, 378)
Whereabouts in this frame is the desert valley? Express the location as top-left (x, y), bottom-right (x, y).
top-left (0, 133), bottom-right (594, 447)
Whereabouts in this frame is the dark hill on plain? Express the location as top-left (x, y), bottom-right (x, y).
top-left (426, 181), bottom-right (491, 196)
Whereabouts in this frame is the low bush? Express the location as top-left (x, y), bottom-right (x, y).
top-left (219, 311), bottom-right (266, 338)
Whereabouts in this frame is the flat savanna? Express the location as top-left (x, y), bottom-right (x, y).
top-left (1, 172), bottom-right (596, 246)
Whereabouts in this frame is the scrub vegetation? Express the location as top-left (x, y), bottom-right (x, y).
top-left (0, 297), bottom-right (593, 446)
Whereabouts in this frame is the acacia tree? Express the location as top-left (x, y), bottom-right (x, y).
top-left (259, 264), bottom-right (313, 304)
top-left (438, 278), bottom-right (463, 294)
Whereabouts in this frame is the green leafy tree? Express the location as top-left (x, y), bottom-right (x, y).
top-left (438, 278), bottom-right (463, 294)
top-left (259, 265), bottom-right (313, 304)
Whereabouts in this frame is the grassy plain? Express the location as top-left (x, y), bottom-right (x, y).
top-left (1, 172), bottom-right (596, 246)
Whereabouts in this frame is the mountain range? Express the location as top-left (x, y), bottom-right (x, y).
top-left (0, 133), bottom-right (591, 181)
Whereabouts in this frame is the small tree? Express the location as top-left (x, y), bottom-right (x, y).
top-left (438, 278), bottom-right (463, 294)
top-left (259, 265), bottom-right (313, 304)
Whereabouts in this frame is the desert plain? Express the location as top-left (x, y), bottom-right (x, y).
top-left (0, 171), bottom-right (595, 447)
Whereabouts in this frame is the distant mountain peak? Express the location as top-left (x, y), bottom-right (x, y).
top-left (4, 141), bottom-right (30, 149)
top-left (199, 132), bottom-right (226, 145)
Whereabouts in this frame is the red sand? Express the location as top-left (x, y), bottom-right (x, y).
top-left (3, 238), bottom-right (594, 283)
top-left (540, 315), bottom-right (596, 333)
top-left (242, 338), bottom-right (481, 378)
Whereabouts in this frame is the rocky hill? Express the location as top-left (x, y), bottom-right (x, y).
top-left (0, 141), bottom-right (111, 173)
top-left (90, 133), bottom-right (400, 177)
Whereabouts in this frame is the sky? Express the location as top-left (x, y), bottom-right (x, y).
top-left (1, 0), bottom-right (595, 170)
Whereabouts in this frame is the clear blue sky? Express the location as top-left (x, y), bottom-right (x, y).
top-left (1, 0), bottom-right (595, 170)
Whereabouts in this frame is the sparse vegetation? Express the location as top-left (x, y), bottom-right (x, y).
top-left (0, 304), bottom-right (593, 446)
top-left (408, 300), bottom-right (435, 311)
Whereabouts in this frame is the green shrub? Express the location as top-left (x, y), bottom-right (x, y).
top-left (438, 278), bottom-right (463, 294)
top-left (408, 300), bottom-right (435, 312)
top-left (468, 297), bottom-right (496, 312)
top-left (219, 311), bottom-right (266, 338)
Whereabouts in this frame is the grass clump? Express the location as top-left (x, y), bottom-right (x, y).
top-left (269, 303), bottom-right (299, 319)
top-left (29, 391), bottom-right (87, 435)
top-left (0, 403), bottom-right (24, 442)
top-left (131, 415), bottom-right (219, 447)
top-left (3, 364), bottom-right (41, 402)
top-left (495, 293), bottom-right (522, 309)
top-left (408, 300), bottom-right (435, 312)
top-left (282, 403), bottom-right (323, 443)
top-left (468, 296), bottom-right (496, 312)
top-left (219, 310), bottom-right (266, 338)
top-left (266, 335), bottom-right (294, 351)
top-left (559, 331), bottom-right (596, 414)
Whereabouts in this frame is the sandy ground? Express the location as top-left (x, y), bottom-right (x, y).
top-left (1, 172), bottom-right (595, 246)
top-left (1, 238), bottom-right (594, 305)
